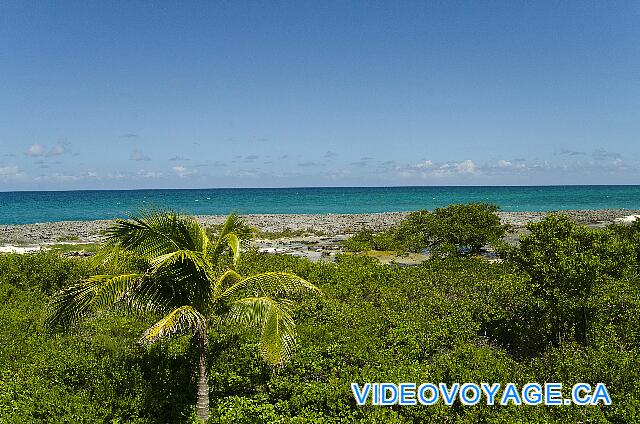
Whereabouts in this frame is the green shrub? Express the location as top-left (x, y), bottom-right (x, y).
top-left (342, 204), bottom-right (505, 255)
top-left (2, 241), bottom-right (640, 422)
top-left (390, 210), bottom-right (432, 252)
top-left (341, 229), bottom-right (376, 252)
top-left (422, 203), bottom-right (506, 254)
top-left (608, 219), bottom-right (640, 268)
top-left (505, 214), bottom-right (635, 346)
top-left (0, 251), bottom-right (95, 294)
top-left (340, 213), bottom-right (430, 253)
top-left (340, 229), bottom-right (405, 252)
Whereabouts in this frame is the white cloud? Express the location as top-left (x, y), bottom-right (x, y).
top-left (413, 160), bottom-right (434, 169)
top-left (33, 170), bottom-right (98, 182)
top-left (399, 159), bottom-right (477, 178)
top-left (172, 165), bottom-right (194, 177)
top-left (0, 165), bottom-right (18, 176)
top-left (25, 142), bottom-right (71, 158)
top-left (592, 148), bottom-right (622, 161)
top-left (48, 143), bottom-right (69, 156)
top-left (455, 159), bottom-right (476, 173)
top-left (25, 144), bottom-right (45, 157)
top-left (130, 150), bottom-right (150, 161)
top-left (492, 159), bottom-right (528, 172)
top-left (34, 173), bottom-right (79, 182)
top-left (428, 160), bottom-right (477, 177)
top-left (106, 172), bottom-right (128, 180)
top-left (558, 149), bottom-right (586, 157)
top-left (0, 165), bottom-right (22, 181)
top-left (138, 169), bottom-right (163, 178)
top-left (323, 169), bottom-right (351, 179)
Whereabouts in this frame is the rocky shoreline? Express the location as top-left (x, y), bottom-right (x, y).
top-left (0, 209), bottom-right (638, 262)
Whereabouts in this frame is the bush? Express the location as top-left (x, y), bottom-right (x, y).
top-left (391, 210), bottom-right (432, 252)
top-left (0, 251), bottom-right (95, 294)
top-left (342, 204), bottom-right (506, 255)
top-left (2, 240), bottom-right (640, 422)
top-left (423, 203), bottom-right (506, 254)
top-left (608, 219), bottom-right (640, 268)
top-left (341, 229), bottom-right (376, 252)
top-left (505, 214), bottom-right (635, 346)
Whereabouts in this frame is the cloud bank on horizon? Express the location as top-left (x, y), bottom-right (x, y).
top-left (0, 2), bottom-right (638, 190)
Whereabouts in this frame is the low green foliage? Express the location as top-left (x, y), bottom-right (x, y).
top-left (46, 242), bottom-right (101, 254)
top-left (504, 214), bottom-right (634, 346)
top-left (1, 211), bottom-right (640, 422)
top-left (44, 211), bottom-right (320, 422)
top-left (608, 219), bottom-right (640, 267)
top-left (206, 220), bottom-right (256, 244)
top-left (342, 211), bottom-right (433, 253)
top-left (0, 251), bottom-right (96, 294)
top-left (341, 229), bottom-right (387, 252)
top-left (343, 203), bottom-right (506, 255)
top-left (424, 203), bottom-right (506, 254)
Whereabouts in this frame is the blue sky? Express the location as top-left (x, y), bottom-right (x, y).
top-left (1, 1), bottom-right (638, 190)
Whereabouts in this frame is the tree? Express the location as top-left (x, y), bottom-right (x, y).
top-left (391, 209), bottom-right (432, 252)
top-left (424, 203), bottom-right (506, 255)
top-left (341, 205), bottom-right (505, 255)
top-left (506, 214), bottom-right (633, 346)
top-left (608, 219), bottom-right (640, 269)
top-left (45, 211), bottom-right (321, 422)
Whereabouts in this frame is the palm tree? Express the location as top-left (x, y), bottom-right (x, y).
top-left (45, 211), bottom-right (321, 422)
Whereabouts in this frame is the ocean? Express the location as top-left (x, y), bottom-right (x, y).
top-left (1, 186), bottom-right (639, 225)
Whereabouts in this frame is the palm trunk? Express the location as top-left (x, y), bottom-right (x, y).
top-left (196, 330), bottom-right (210, 423)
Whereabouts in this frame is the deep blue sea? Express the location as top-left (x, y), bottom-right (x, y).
top-left (1, 186), bottom-right (640, 225)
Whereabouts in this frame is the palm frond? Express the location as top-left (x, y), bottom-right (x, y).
top-left (225, 233), bottom-right (241, 267)
top-left (140, 305), bottom-right (206, 345)
top-left (221, 272), bottom-right (321, 301)
top-left (213, 268), bottom-right (243, 296)
top-left (224, 296), bottom-right (296, 367)
top-left (90, 240), bottom-right (122, 267)
top-left (45, 273), bottom-right (143, 329)
top-left (105, 210), bottom-right (209, 260)
top-left (210, 213), bottom-right (245, 260)
top-left (91, 240), bottom-right (148, 272)
top-left (149, 249), bottom-right (210, 274)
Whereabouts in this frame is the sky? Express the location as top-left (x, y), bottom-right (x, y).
top-left (1, 1), bottom-right (639, 190)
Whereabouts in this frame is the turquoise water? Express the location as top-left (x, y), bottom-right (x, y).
top-left (1, 186), bottom-right (639, 225)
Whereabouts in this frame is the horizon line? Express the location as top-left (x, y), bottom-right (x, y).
top-left (2, 183), bottom-right (640, 194)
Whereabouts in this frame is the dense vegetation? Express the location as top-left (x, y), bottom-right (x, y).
top-left (44, 212), bottom-right (320, 422)
top-left (342, 203), bottom-right (507, 255)
top-left (2, 213), bottom-right (640, 422)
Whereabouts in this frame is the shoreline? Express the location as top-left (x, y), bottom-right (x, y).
top-left (1, 209), bottom-right (638, 247)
